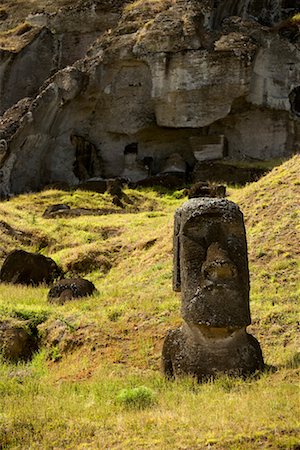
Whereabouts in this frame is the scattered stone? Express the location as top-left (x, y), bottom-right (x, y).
top-left (187, 182), bottom-right (226, 199)
top-left (76, 178), bottom-right (107, 194)
top-left (0, 319), bottom-right (38, 362)
top-left (48, 278), bottom-right (96, 304)
top-left (162, 198), bottom-right (264, 381)
top-left (112, 195), bottom-right (124, 208)
top-left (42, 204), bottom-right (70, 218)
top-left (0, 249), bottom-right (62, 286)
top-left (107, 178), bottom-right (123, 198)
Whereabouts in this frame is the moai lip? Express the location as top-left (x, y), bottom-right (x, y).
top-left (162, 198), bottom-right (264, 381)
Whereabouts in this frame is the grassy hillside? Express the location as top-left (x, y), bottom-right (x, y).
top-left (0, 156), bottom-right (299, 449)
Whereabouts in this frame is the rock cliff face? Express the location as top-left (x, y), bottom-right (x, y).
top-left (0, 0), bottom-right (299, 196)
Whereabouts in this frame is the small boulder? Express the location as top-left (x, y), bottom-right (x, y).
top-left (76, 178), bottom-right (107, 194)
top-left (0, 319), bottom-right (38, 362)
top-left (48, 278), bottom-right (96, 304)
top-left (107, 178), bottom-right (123, 198)
top-left (42, 204), bottom-right (70, 218)
top-left (0, 249), bottom-right (62, 286)
top-left (188, 182), bottom-right (226, 199)
top-left (112, 195), bottom-right (124, 208)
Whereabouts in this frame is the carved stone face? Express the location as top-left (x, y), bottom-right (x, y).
top-left (174, 198), bottom-right (251, 328)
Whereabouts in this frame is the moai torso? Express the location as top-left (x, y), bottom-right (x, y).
top-left (162, 198), bottom-right (264, 381)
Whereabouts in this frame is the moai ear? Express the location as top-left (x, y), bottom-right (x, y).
top-left (173, 210), bottom-right (181, 292)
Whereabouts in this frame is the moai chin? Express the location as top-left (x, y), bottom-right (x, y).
top-left (162, 198), bottom-right (264, 381)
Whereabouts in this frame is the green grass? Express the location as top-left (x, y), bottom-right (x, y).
top-left (0, 157), bottom-right (299, 448)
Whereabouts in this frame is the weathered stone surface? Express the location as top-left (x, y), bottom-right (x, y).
top-left (187, 182), bottom-right (226, 198)
top-left (0, 28), bottom-right (56, 115)
top-left (162, 198), bottom-right (264, 380)
top-left (160, 153), bottom-right (187, 174)
top-left (77, 178), bottom-right (107, 194)
top-left (0, 0), bottom-right (299, 196)
top-left (0, 249), bottom-right (62, 286)
top-left (43, 204), bottom-right (70, 218)
top-left (48, 278), bottom-right (96, 304)
top-left (0, 2), bottom-right (124, 114)
top-left (0, 319), bottom-right (38, 362)
top-left (174, 198), bottom-right (250, 327)
top-left (106, 178), bottom-right (123, 197)
top-left (162, 325), bottom-right (264, 380)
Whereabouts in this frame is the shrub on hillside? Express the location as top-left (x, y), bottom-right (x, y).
top-left (116, 386), bottom-right (156, 409)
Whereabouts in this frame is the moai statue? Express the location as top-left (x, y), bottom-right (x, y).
top-left (162, 198), bottom-right (264, 381)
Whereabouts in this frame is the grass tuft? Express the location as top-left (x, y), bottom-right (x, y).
top-left (116, 386), bottom-right (156, 409)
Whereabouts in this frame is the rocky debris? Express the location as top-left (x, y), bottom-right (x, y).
top-left (187, 182), bottom-right (226, 198)
top-left (42, 204), bottom-right (70, 218)
top-left (48, 278), bottom-right (96, 304)
top-left (162, 198), bottom-right (264, 381)
top-left (106, 178), bottom-right (123, 197)
top-left (107, 178), bottom-right (125, 207)
top-left (0, 249), bottom-right (62, 286)
top-left (0, 319), bottom-right (38, 362)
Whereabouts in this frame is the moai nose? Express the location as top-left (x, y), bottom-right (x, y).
top-left (202, 242), bottom-right (237, 281)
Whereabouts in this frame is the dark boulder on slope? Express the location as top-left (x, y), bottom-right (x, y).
top-left (0, 250), bottom-right (62, 286)
top-left (48, 278), bottom-right (96, 304)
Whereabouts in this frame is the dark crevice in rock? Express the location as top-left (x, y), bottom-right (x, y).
top-left (289, 86), bottom-right (300, 117)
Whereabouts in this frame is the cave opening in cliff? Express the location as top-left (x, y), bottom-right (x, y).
top-left (289, 87), bottom-right (300, 117)
top-left (71, 134), bottom-right (100, 181)
top-left (124, 143), bottom-right (138, 155)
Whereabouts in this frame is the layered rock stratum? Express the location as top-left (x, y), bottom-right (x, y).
top-left (0, 0), bottom-right (299, 196)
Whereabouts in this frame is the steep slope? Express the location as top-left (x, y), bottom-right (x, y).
top-left (232, 154), bottom-right (299, 277)
top-left (0, 156), bottom-right (298, 448)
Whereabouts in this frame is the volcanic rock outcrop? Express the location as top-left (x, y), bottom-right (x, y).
top-left (0, 249), bottom-right (62, 286)
top-left (162, 198), bottom-right (264, 380)
top-left (0, 0), bottom-right (299, 196)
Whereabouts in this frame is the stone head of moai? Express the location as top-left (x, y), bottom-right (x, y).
top-left (173, 198), bottom-right (251, 329)
top-left (162, 198), bottom-right (264, 381)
